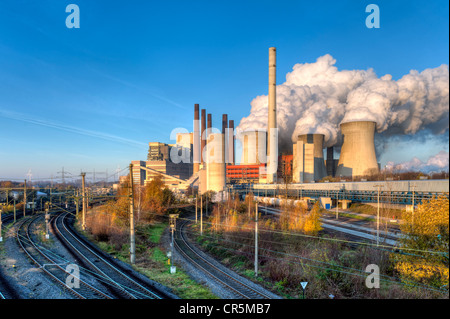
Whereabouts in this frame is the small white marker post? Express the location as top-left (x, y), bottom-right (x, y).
top-left (300, 282), bottom-right (308, 299)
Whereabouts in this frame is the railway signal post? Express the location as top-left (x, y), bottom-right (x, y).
top-left (169, 214), bottom-right (179, 274)
top-left (45, 208), bottom-right (50, 239)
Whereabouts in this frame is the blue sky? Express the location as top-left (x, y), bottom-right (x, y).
top-left (0, 0), bottom-right (448, 181)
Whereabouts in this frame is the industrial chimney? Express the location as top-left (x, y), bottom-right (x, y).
top-left (193, 104), bottom-right (200, 174)
top-left (201, 109), bottom-right (206, 164)
top-left (335, 121), bottom-right (379, 177)
top-left (227, 120), bottom-right (235, 164)
top-left (267, 47), bottom-right (278, 183)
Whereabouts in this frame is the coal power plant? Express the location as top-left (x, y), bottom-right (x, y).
top-left (187, 47), bottom-right (385, 195)
top-left (129, 46), bottom-right (448, 201)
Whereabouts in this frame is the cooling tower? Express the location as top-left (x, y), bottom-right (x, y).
top-left (336, 121), bottom-right (379, 177)
top-left (206, 133), bottom-right (226, 192)
top-left (240, 130), bottom-right (267, 165)
top-left (267, 47), bottom-right (277, 183)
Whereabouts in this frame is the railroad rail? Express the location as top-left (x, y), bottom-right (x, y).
top-left (16, 213), bottom-right (113, 299)
top-left (52, 211), bottom-right (170, 299)
top-left (233, 180), bottom-right (449, 206)
top-left (259, 206), bottom-right (399, 247)
top-left (0, 212), bottom-right (23, 299)
top-left (174, 218), bottom-right (275, 299)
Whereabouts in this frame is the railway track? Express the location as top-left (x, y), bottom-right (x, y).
top-left (16, 213), bottom-right (113, 299)
top-left (0, 212), bottom-right (22, 299)
top-left (52, 211), bottom-right (170, 299)
top-left (174, 218), bottom-right (275, 299)
top-left (259, 206), bottom-right (399, 247)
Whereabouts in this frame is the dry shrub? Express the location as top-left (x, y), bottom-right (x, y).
top-left (85, 205), bottom-right (128, 248)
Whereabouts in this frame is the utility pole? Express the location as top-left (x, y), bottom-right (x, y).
top-left (254, 201), bottom-right (258, 277)
top-left (411, 184), bottom-right (416, 227)
top-left (0, 206), bottom-right (3, 242)
top-left (206, 194), bottom-right (208, 217)
top-left (374, 184), bottom-right (383, 246)
top-left (129, 164), bottom-right (135, 264)
top-left (23, 179), bottom-right (27, 217)
top-left (195, 196), bottom-right (198, 224)
top-left (200, 194), bottom-right (203, 235)
top-left (75, 190), bottom-right (79, 220)
top-left (336, 186), bottom-right (339, 219)
top-left (81, 172), bottom-right (86, 230)
top-left (13, 199), bottom-right (16, 223)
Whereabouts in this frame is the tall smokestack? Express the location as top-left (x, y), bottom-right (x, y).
top-left (228, 120), bottom-right (235, 164)
top-left (222, 114), bottom-right (228, 134)
top-left (201, 109), bottom-right (206, 164)
top-left (222, 114), bottom-right (228, 165)
top-left (267, 47), bottom-right (277, 183)
top-left (193, 104), bottom-right (200, 174)
top-left (207, 113), bottom-right (212, 133)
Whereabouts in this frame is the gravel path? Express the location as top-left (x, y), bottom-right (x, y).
top-left (0, 214), bottom-right (178, 299)
top-left (0, 216), bottom-right (76, 299)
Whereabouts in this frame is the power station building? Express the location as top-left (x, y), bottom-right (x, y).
top-left (128, 48), bottom-right (387, 198)
top-left (131, 140), bottom-right (193, 189)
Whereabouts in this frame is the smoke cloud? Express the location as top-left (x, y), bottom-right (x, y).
top-left (237, 54), bottom-right (449, 153)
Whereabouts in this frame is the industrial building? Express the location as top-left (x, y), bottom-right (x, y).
top-left (130, 140), bottom-right (193, 190)
top-left (226, 164), bottom-right (265, 183)
top-left (127, 47), bottom-right (438, 201)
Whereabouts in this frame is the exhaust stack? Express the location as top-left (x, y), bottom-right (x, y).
top-left (267, 47), bottom-right (277, 183)
top-left (193, 104), bottom-right (200, 174)
top-left (201, 109), bottom-right (206, 164)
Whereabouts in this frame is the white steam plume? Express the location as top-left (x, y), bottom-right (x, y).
top-left (386, 151), bottom-right (449, 174)
top-left (237, 54), bottom-right (449, 153)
